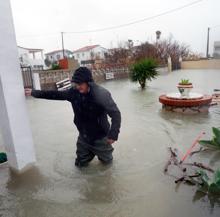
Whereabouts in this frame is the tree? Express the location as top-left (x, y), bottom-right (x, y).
top-left (133, 42), bottom-right (157, 62)
top-left (154, 36), bottom-right (190, 69)
top-left (104, 36), bottom-right (191, 69)
top-left (104, 40), bottom-right (134, 66)
top-left (44, 58), bottom-right (52, 67)
top-left (130, 58), bottom-right (158, 89)
top-left (105, 47), bottom-right (130, 66)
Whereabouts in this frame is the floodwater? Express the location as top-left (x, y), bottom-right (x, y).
top-left (0, 69), bottom-right (220, 217)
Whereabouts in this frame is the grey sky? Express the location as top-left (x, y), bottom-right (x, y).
top-left (11, 0), bottom-right (220, 55)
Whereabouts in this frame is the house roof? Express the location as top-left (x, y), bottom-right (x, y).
top-left (73, 45), bottom-right (100, 53)
top-left (45, 49), bottom-right (73, 55)
top-left (18, 46), bottom-right (43, 52)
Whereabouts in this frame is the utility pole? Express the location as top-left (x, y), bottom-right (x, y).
top-left (61, 32), bottom-right (65, 59)
top-left (206, 27), bottom-right (210, 58)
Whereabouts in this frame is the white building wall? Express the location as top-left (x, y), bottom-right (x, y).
top-left (18, 47), bottom-right (45, 69)
top-left (46, 50), bottom-right (73, 62)
top-left (93, 46), bottom-right (107, 59)
top-left (46, 51), bottom-right (63, 62)
top-left (73, 46), bottom-right (108, 65)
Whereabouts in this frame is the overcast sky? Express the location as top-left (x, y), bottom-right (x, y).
top-left (11, 0), bottom-right (220, 55)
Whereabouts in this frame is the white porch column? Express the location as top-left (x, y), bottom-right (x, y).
top-left (0, 0), bottom-right (36, 172)
top-left (41, 51), bottom-right (44, 60)
top-left (33, 72), bottom-right (41, 90)
top-left (32, 52), bottom-right (36, 60)
top-left (168, 56), bottom-right (172, 72)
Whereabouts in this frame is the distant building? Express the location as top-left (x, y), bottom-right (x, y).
top-left (45, 49), bottom-right (73, 62)
top-left (18, 46), bottom-right (45, 70)
top-left (213, 41), bottom-right (220, 58)
top-left (73, 45), bottom-right (108, 66)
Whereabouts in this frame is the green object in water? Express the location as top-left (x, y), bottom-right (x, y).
top-left (199, 127), bottom-right (220, 149)
top-left (0, 152), bottom-right (7, 164)
top-left (197, 169), bottom-right (220, 194)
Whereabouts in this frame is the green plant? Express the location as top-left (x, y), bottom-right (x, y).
top-left (130, 58), bottom-right (158, 89)
top-left (51, 63), bottom-right (60, 70)
top-left (196, 169), bottom-right (220, 194)
top-left (179, 79), bottom-right (191, 85)
top-left (165, 146), bottom-right (220, 195)
top-left (0, 152), bottom-right (7, 164)
top-left (199, 127), bottom-right (220, 149)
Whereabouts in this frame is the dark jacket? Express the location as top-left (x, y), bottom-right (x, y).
top-left (31, 82), bottom-right (121, 142)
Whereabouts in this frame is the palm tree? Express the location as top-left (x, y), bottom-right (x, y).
top-left (130, 58), bottom-right (158, 89)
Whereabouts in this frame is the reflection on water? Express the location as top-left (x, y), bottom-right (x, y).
top-left (7, 167), bottom-right (48, 190)
top-left (78, 166), bottom-right (116, 203)
top-left (0, 69), bottom-right (220, 217)
top-left (193, 191), bottom-right (220, 214)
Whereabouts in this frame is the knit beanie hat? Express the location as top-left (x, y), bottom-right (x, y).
top-left (71, 67), bottom-right (94, 84)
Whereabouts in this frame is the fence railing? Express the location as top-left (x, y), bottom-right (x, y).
top-left (21, 66), bottom-right (33, 88)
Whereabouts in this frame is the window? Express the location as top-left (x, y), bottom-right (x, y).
top-left (56, 54), bottom-right (61, 60)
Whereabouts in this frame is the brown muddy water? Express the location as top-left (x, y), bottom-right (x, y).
top-left (0, 69), bottom-right (220, 217)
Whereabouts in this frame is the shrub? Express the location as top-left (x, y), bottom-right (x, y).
top-left (130, 58), bottom-right (158, 89)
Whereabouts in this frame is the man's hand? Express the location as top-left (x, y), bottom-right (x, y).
top-left (24, 88), bottom-right (32, 96)
top-left (106, 139), bottom-right (115, 145)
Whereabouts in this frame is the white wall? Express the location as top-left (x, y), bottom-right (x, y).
top-left (181, 59), bottom-right (220, 69)
top-left (0, 0), bottom-right (36, 172)
top-left (46, 50), bottom-right (73, 62)
top-left (46, 51), bottom-right (63, 62)
top-left (93, 46), bottom-right (107, 59)
top-left (73, 46), bottom-right (108, 65)
top-left (214, 41), bottom-right (220, 58)
top-left (18, 47), bottom-right (45, 69)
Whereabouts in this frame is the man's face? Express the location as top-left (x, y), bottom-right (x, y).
top-left (75, 82), bottom-right (89, 94)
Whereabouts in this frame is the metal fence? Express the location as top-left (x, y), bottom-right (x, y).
top-left (21, 66), bottom-right (33, 88)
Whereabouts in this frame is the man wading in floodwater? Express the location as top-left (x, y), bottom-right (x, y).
top-left (25, 67), bottom-right (121, 167)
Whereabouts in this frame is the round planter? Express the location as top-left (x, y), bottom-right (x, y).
top-left (177, 83), bottom-right (193, 97)
top-left (159, 94), bottom-right (212, 107)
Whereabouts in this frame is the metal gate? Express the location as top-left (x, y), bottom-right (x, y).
top-left (21, 66), bottom-right (33, 88)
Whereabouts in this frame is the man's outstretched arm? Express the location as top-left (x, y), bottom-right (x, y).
top-left (25, 88), bottom-right (70, 101)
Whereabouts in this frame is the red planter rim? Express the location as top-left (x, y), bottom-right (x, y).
top-left (177, 84), bottom-right (193, 88)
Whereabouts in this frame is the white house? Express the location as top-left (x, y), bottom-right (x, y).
top-left (213, 41), bottom-right (220, 58)
top-left (73, 45), bottom-right (108, 66)
top-left (45, 49), bottom-right (73, 62)
top-left (18, 46), bottom-right (45, 70)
